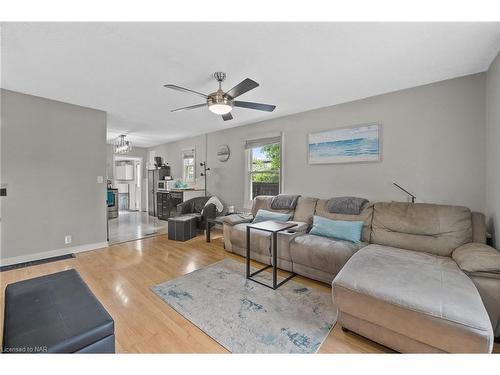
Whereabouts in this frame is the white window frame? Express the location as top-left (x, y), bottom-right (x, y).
top-left (182, 148), bottom-right (196, 182)
top-left (243, 135), bottom-right (283, 209)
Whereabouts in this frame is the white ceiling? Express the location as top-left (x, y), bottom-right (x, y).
top-left (2, 22), bottom-right (500, 147)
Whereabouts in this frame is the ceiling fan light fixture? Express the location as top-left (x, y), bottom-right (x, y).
top-left (165, 72), bottom-right (275, 121)
top-left (208, 103), bottom-right (232, 115)
top-left (207, 90), bottom-right (233, 115)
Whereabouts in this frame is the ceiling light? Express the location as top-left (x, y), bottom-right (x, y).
top-left (208, 103), bottom-right (232, 115)
top-left (114, 134), bottom-right (132, 154)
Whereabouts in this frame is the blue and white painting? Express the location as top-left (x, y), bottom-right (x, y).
top-left (308, 123), bottom-right (381, 164)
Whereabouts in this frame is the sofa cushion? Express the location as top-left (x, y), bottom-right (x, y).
top-left (370, 202), bottom-right (472, 257)
top-left (291, 196), bottom-right (318, 224)
top-left (229, 223), bottom-right (271, 256)
top-left (290, 234), bottom-right (366, 277)
top-left (229, 221), bottom-right (308, 256)
top-left (270, 194), bottom-right (300, 210)
top-left (332, 244), bottom-right (493, 353)
top-left (220, 213), bottom-right (253, 226)
top-left (251, 196), bottom-right (293, 217)
top-left (326, 196), bottom-right (368, 215)
top-left (315, 199), bottom-right (373, 243)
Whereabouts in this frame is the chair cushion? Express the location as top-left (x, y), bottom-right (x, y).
top-left (332, 244), bottom-right (494, 353)
top-left (3, 269), bottom-right (114, 353)
top-left (290, 234), bottom-right (366, 276)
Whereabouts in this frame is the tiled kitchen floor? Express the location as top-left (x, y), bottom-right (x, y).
top-left (108, 211), bottom-right (168, 244)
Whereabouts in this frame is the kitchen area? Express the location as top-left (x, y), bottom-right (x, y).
top-left (106, 145), bottom-right (205, 244)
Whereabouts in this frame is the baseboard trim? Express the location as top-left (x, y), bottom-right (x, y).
top-left (0, 241), bottom-right (109, 267)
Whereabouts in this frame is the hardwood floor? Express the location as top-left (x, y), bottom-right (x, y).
top-left (0, 232), bottom-right (497, 353)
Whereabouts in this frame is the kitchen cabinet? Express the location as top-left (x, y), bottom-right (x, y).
top-left (157, 192), bottom-right (183, 220)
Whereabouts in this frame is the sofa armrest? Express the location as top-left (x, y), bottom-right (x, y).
top-left (201, 203), bottom-right (217, 221)
top-left (285, 221), bottom-right (309, 233)
top-left (452, 243), bottom-right (500, 274)
top-left (220, 213), bottom-right (254, 226)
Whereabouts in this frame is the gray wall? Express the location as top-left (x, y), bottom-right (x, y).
top-left (486, 52), bottom-right (500, 248)
top-left (1, 90), bottom-right (108, 264)
top-left (149, 73), bottom-right (486, 214)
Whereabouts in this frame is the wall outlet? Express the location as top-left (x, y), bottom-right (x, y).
top-left (97, 175), bottom-right (104, 184)
top-left (64, 235), bottom-right (72, 245)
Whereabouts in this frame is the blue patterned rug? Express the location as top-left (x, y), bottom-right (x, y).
top-left (151, 259), bottom-right (337, 353)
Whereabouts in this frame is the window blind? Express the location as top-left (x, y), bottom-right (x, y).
top-left (182, 148), bottom-right (195, 159)
top-left (244, 136), bottom-right (281, 149)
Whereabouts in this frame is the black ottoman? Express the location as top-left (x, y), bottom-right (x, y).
top-left (2, 269), bottom-right (115, 353)
top-left (168, 215), bottom-right (197, 241)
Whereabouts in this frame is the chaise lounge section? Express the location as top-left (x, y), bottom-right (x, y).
top-left (332, 202), bottom-right (499, 353)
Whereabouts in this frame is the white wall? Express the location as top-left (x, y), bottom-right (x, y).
top-left (149, 73), bottom-right (486, 214)
top-left (1, 90), bottom-right (108, 265)
top-left (486, 52), bottom-right (500, 249)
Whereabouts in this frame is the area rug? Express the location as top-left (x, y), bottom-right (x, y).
top-left (151, 259), bottom-right (336, 353)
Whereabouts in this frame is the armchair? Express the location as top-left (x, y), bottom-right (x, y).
top-left (176, 196), bottom-right (217, 230)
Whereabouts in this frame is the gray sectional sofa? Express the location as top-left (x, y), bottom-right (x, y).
top-left (221, 195), bottom-right (500, 353)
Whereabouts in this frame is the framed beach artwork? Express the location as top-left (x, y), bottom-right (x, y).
top-left (308, 123), bottom-right (381, 164)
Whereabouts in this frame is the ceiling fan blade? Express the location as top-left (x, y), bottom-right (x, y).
top-left (224, 78), bottom-right (259, 99)
top-left (233, 101), bottom-right (276, 112)
top-left (171, 103), bottom-right (207, 113)
top-left (164, 84), bottom-right (208, 99)
top-left (222, 112), bottom-right (233, 121)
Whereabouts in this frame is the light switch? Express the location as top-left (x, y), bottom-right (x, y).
top-left (97, 176), bottom-right (104, 184)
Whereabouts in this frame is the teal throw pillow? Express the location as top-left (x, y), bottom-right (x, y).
top-left (309, 215), bottom-right (364, 243)
top-left (252, 209), bottom-right (292, 224)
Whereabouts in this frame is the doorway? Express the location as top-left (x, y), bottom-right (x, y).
top-left (107, 155), bottom-right (168, 244)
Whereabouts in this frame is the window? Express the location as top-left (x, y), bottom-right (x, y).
top-left (182, 148), bottom-right (195, 182)
top-left (244, 136), bottom-right (281, 206)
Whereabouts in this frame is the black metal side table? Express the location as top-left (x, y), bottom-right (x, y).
top-left (246, 220), bottom-right (298, 290)
top-left (206, 216), bottom-right (224, 243)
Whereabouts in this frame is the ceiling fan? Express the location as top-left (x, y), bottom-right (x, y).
top-left (164, 72), bottom-right (276, 121)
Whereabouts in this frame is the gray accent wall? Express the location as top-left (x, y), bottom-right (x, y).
top-left (486, 52), bottom-right (500, 248)
top-left (149, 73), bottom-right (487, 214)
top-left (1, 90), bottom-right (108, 264)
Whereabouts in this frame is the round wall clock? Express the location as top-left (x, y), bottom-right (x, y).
top-left (217, 144), bottom-right (230, 162)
